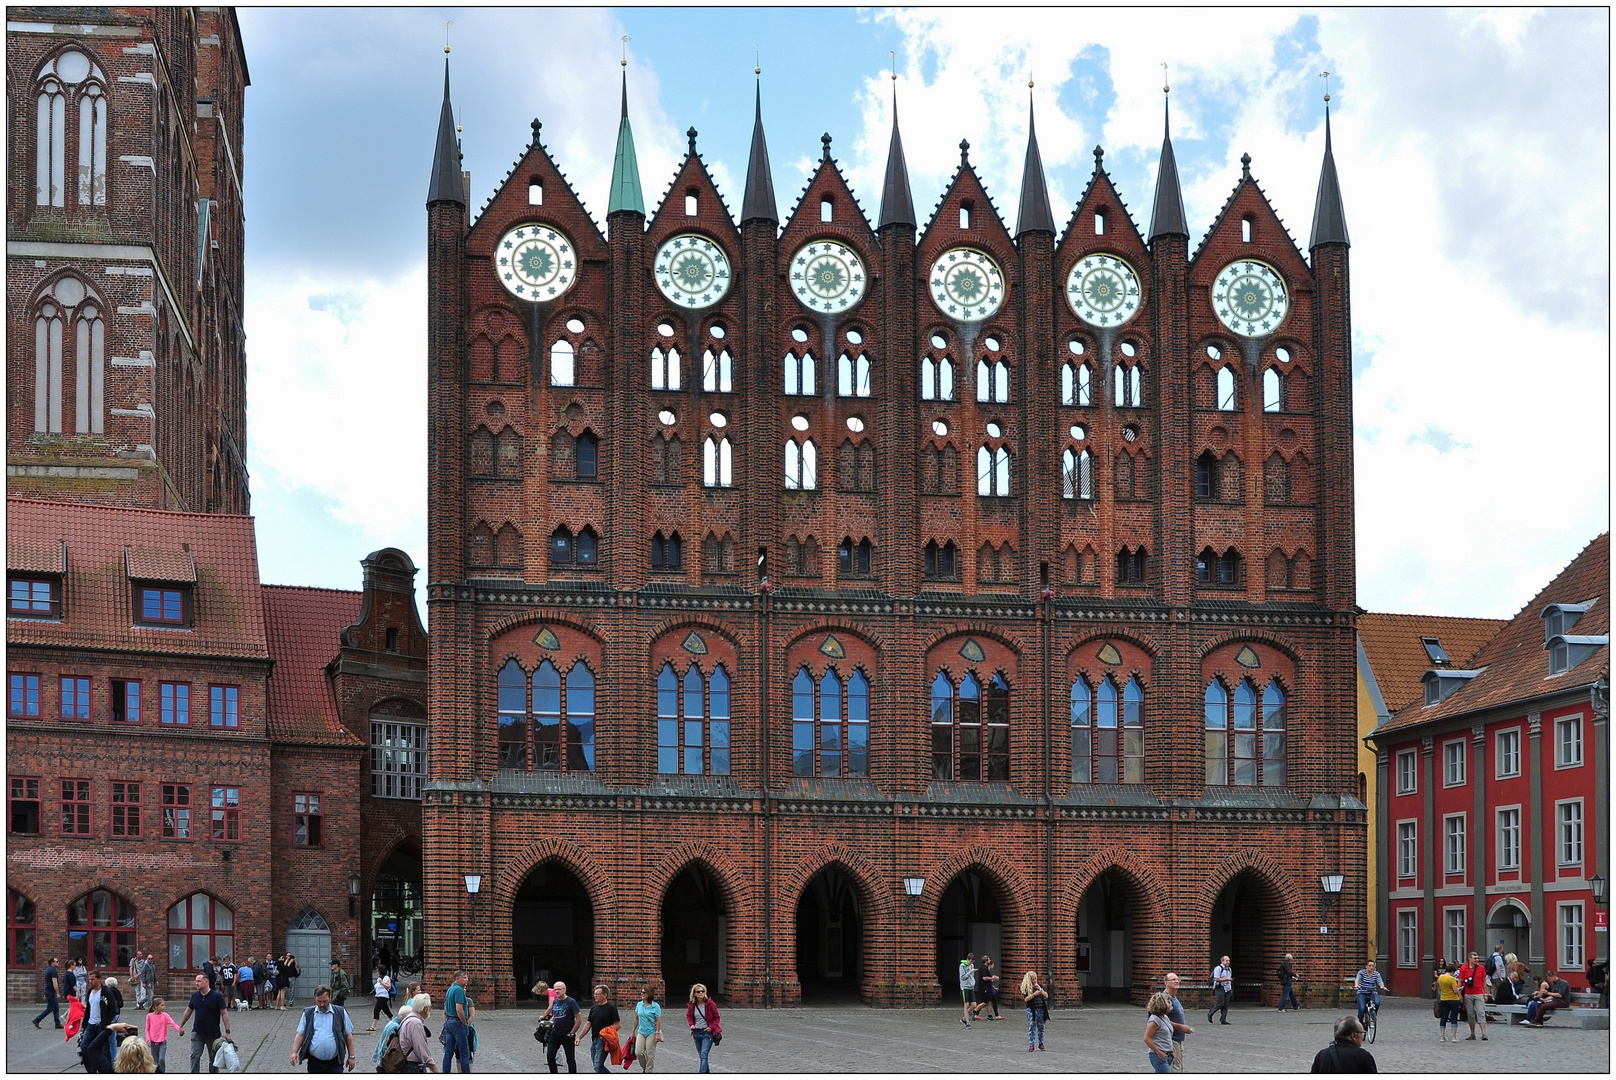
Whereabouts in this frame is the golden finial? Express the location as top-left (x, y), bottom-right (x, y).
top-left (1320, 70), bottom-right (1331, 103)
top-left (754, 46), bottom-right (761, 76)
top-left (621, 35), bottom-right (630, 68)
top-left (1161, 61), bottom-right (1169, 94)
top-left (444, 19), bottom-right (452, 54)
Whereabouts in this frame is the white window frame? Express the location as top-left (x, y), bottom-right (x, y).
top-left (1559, 902), bottom-right (1585, 970)
top-left (1396, 748), bottom-right (1418, 795)
top-left (1397, 819), bottom-right (1419, 880)
top-left (1442, 738), bottom-right (1466, 787)
top-left (1444, 813), bottom-right (1467, 876)
top-left (1444, 907), bottom-right (1468, 966)
top-left (370, 718), bottom-right (428, 800)
top-left (1555, 714), bottom-right (1583, 768)
top-left (1557, 799), bottom-right (1584, 869)
top-left (1397, 909), bottom-right (1419, 968)
top-left (1495, 727), bottom-right (1521, 779)
top-left (1496, 805), bottom-right (1521, 873)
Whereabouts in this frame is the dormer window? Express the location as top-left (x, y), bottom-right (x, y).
top-left (1546, 633), bottom-right (1608, 676)
top-left (1421, 637), bottom-right (1450, 666)
top-left (8, 577), bottom-right (60, 619)
top-left (137, 585), bottom-right (189, 626)
top-left (1543, 602), bottom-right (1592, 643)
top-left (1423, 668), bottom-right (1480, 706)
top-left (126, 546), bottom-right (196, 630)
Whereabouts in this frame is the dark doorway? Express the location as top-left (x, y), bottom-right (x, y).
top-left (935, 869), bottom-right (1004, 995)
top-left (513, 862), bottom-right (594, 1000)
top-left (661, 865), bottom-right (726, 1002)
top-left (1077, 871), bottom-right (1140, 1001)
top-left (1208, 871), bottom-right (1280, 1003)
top-left (795, 866), bottom-right (863, 1003)
top-left (368, 848), bottom-right (423, 983)
top-left (1486, 903), bottom-right (1529, 967)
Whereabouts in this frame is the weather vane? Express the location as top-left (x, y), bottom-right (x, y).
top-left (444, 19), bottom-right (452, 54)
top-left (755, 45), bottom-right (760, 76)
top-left (888, 49), bottom-right (896, 81)
top-left (1320, 70), bottom-right (1331, 102)
top-left (1161, 61), bottom-right (1169, 94)
top-left (621, 34), bottom-right (630, 68)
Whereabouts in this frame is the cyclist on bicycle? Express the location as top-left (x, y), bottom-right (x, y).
top-left (1355, 960), bottom-right (1385, 1024)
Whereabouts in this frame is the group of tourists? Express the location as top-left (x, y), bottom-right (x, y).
top-left (956, 953), bottom-right (1050, 1051)
top-left (530, 979), bottom-right (721, 1074)
top-left (33, 959), bottom-right (236, 1074)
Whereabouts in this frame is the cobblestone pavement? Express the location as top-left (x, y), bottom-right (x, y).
top-left (8, 998), bottom-right (1609, 1073)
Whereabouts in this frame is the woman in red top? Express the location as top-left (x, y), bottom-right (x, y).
top-left (685, 984), bottom-right (721, 1074)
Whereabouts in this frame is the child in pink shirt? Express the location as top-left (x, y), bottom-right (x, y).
top-left (145, 998), bottom-right (184, 1073)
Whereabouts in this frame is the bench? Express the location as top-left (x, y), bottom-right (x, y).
top-left (1491, 1003), bottom-right (1609, 1029)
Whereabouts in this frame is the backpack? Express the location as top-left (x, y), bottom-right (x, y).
top-left (1484, 955), bottom-right (1498, 978)
top-left (379, 1031), bottom-right (407, 1074)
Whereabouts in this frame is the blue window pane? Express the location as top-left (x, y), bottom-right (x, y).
top-left (577, 719), bottom-right (595, 770)
top-left (657, 664), bottom-right (678, 717)
top-left (163, 591), bottom-right (181, 620)
top-left (142, 589), bottom-right (161, 620)
top-left (683, 668), bottom-right (704, 720)
top-left (1205, 681), bottom-right (1227, 728)
top-left (533, 661), bottom-right (561, 716)
top-left (793, 722), bottom-right (814, 776)
top-left (847, 722), bottom-right (869, 776)
top-left (710, 720), bottom-right (729, 776)
top-left (498, 661), bottom-right (526, 712)
top-left (1234, 680), bottom-right (1257, 730)
top-left (709, 667), bottom-right (729, 719)
top-left (930, 673), bottom-right (952, 725)
top-left (31, 582), bottom-right (50, 610)
top-left (658, 749), bottom-right (678, 774)
top-left (9, 581), bottom-right (26, 609)
top-left (820, 673), bottom-right (841, 721)
top-left (1097, 678), bottom-right (1117, 727)
top-left (1071, 679), bottom-right (1091, 726)
top-left (683, 746), bottom-right (702, 775)
top-left (793, 669), bottom-right (814, 722)
top-left (848, 672), bottom-right (868, 723)
top-left (1123, 677), bottom-right (1143, 726)
top-left (684, 720), bottom-right (703, 750)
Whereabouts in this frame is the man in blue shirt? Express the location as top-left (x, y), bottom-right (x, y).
top-left (33, 956), bottom-right (62, 1029)
top-left (441, 970), bottom-right (472, 1074)
top-left (291, 986), bottom-right (355, 1072)
top-left (179, 971), bottom-right (232, 1073)
top-left (546, 981), bottom-right (581, 1074)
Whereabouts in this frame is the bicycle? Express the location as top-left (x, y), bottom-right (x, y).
top-left (1362, 999), bottom-right (1379, 1043)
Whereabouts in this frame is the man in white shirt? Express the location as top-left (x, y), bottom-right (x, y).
top-left (1208, 957), bottom-right (1233, 1024)
top-left (290, 986), bottom-right (355, 1072)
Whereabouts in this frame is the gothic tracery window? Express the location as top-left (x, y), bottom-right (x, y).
top-left (657, 662), bottom-right (730, 775)
top-left (791, 666), bottom-right (871, 778)
top-left (497, 658), bottom-right (596, 771)
top-left (930, 670), bottom-right (1010, 781)
top-left (35, 48), bottom-right (106, 209)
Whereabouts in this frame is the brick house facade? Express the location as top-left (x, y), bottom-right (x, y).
top-left (1367, 534), bottom-right (1609, 997)
top-left (421, 70), bottom-right (1367, 1008)
top-left (7, 7), bottom-right (249, 514)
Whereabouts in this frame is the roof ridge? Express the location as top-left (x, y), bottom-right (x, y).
top-left (262, 583), bottom-right (363, 597)
top-left (6, 496), bottom-right (255, 524)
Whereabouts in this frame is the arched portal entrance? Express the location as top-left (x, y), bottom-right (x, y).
top-left (1486, 900), bottom-right (1530, 964)
top-left (1209, 871), bottom-right (1284, 1003)
top-left (514, 862), bottom-right (594, 1000)
top-left (369, 848), bottom-right (422, 980)
top-left (1076, 871), bottom-right (1146, 1000)
top-left (795, 865), bottom-right (863, 1003)
top-left (935, 869), bottom-right (1004, 993)
top-left (661, 865), bottom-right (726, 1000)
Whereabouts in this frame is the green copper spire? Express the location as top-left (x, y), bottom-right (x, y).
top-left (607, 72), bottom-right (644, 216)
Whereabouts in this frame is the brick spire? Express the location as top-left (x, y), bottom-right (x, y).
top-left (1148, 95), bottom-right (1188, 240)
top-left (1014, 93), bottom-right (1055, 237)
top-left (608, 71), bottom-right (645, 216)
top-left (1309, 106), bottom-right (1350, 248)
top-left (877, 90), bottom-right (915, 229)
top-left (739, 80), bottom-right (777, 225)
top-left (425, 58), bottom-right (463, 206)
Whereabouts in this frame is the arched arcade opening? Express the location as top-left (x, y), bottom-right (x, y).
top-left (1076, 870), bottom-right (1148, 1001)
top-left (935, 869), bottom-right (1005, 994)
top-left (661, 864), bottom-right (727, 1000)
top-left (1209, 870), bottom-right (1285, 1003)
top-left (513, 861), bottom-right (594, 1000)
top-left (795, 865), bottom-right (864, 1003)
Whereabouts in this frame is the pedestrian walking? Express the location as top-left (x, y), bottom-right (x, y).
top-left (103, 976), bottom-right (125, 1023)
top-left (177, 971), bottom-right (232, 1073)
top-left (329, 960), bottom-right (351, 1008)
top-left (1208, 956), bottom-right (1233, 1024)
top-left (398, 994), bottom-right (435, 1072)
top-left (1435, 964), bottom-right (1462, 1041)
top-left (978, 956), bottom-right (1001, 1019)
top-left (368, 970), bottom-right (394, 1031)
top-left (546, 981), bottom-right (582, 1074)
top-left (34, 955), bottom-right (63, 1029)
top-left (141, 955), bottom-right (158, 1012)
top-left (1588, 956), bottom-right (1609, 1010)
top-left (130, 954), bottom-right (145, 1008)
top-left (1144, 992), bottom-right (1176, 1073)
top-left (958, 953), bottom-right (977, 1025)
top-left (1277, 953), bottom-right (1300, 1011)
top-left (221, 957), bottom-right (236, 1011)
top-left (290, 984), bottom-right (356, 1072)
top-left (685, 983), bottom-right (720, 1074)
top-left (145, 997), bottom-right (183, 1073)
top-left (1020, 971), bottom-right (1047, 1051)
top-left (281, 953), bottom-right (301, 1009)
top-left (1456, 951), bottom-right (1488, 1040)
top-left (1162, 973), bottom-right (1193, 1073)
top-left (441, 969), bottom-right (473, 1074)
top-left (576, 984), bottom-right (621, 1074)
top-left (632, 984), bottom-right (663, 1074)
top-left (1309, 1016), bottom-right (1377, 1072)
top-left (259, 956), bottom-right (277, 1011)
top-left (202, 956), bottom-right (218, 996)
top-left (237, 958), bottom-right (256, 1011)
top-left (74, 957), bottom-right (89, 1001)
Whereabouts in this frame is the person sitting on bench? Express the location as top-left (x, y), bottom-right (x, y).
top-left (1525, 972), bottom-right (1570, 1025)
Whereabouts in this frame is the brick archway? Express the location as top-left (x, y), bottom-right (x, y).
top-left (1058, 847), bottom-right (1166, 1003)
top-left (1200, 850), bottom-right (1303, 1006)
top-left (493, 840), bottom-right (613, 1003)
top-left (922, 845), bottom-right (1032, 1000)
top-left (781, 845), bottom-right (889, 1005)
top-left (646, 842), bottom-right (754, 1004)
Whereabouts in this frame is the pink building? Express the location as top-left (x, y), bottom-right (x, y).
top-left (1368, 534), bottom-right (1608, 996)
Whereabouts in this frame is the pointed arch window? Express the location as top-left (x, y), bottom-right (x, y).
top-left (1263, 368), bottom-right (1283, 412)
top-left (976, 359), bottom-right (1009, 403)
top-left (930, 669), bottom-right (1011, 782)
top-left (923, 540), bottom-right (958, 581)
top-left (837, 536), bottom-right (872, 577)
top-left (37, 75), bottom-right (66, 206)
top-left (921, 353), bottom-right (954, 401)
top-left (9, 889), bottom-right (36, 968)
top-left (497, 660), bottom-right (527, 768)
top-left (791, 666), bottom-right (873, 779)
top-left (1070, 677), bottom-right (1092, 783)
top-left (651, 346), bottom-right (682, 390)
top-left (702, 436), bottom-right (733, 487)
top-left (550, 340), bottom-right (575, 386)
top-left (657, 662), bottom-right (729, 775)
top-left (1061, 361), bottom-right (1093, 407)
top-left (1262, 679), bottom-right (1286, 786)
top-left (838, 352), bottom-right (872, 397)
top-left (71, 888), bottom-right (138, 969)
top-left (784, 350), bottom-right (816, 395)
top-left (1217, 366), bottom-right (1237, 411)
top-left (34, 300), bottom-right (63, 433)
top-left (1206, 675), bottom-right (1285, 787)
top-left (496, 658), bottom-right (596, 772)
top-left (165, 892), bottom-right (228, 971)
top-left (77, 81), bottom-right (106, 206)
top-left (1062, 448), bottom-right (1094, 500)
top-left (651, 530), bottom-right (682, 571)
top-left (977, 445), bottom-right (1011, 496)
top-left (574, 432), bottom-right (598, 479)
top-left (784, 438), bottom-right (817, 490)
top-left (1115, 364), bottom-right (1143, 407)
top-left (703, 348), bottom-right (732, 393)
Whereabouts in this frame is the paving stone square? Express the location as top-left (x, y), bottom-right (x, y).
top-left (7, 997), bottom-right (1608, 1073)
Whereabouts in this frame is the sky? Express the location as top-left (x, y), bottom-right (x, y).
top-left (236, 7), bottom-right (1609, 620)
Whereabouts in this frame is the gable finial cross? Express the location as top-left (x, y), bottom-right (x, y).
top-left (1320, 70), bottom-right (1331, 104)
top-left (444, 19), bottom-right (452, 55)
top-left (1161, 61), bottom-right (1169, 95)
top-left (621, 35), bottom-right (630, 68)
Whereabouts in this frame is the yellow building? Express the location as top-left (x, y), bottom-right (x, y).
top-left (1357, 614), bottom-right (1505, 959)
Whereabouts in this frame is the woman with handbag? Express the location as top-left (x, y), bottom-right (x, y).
top-left (1021, 971), bottom-right (1048, 1052)
top-left (685, 984), bottom-right (720, 1074)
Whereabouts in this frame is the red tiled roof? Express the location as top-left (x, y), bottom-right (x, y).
top-left (126, 545), bottom-right (197, 583)
top-left (1374, 534), bottom-right (1610, 736)
top-left (261, 584), bottom-right (364, 747)
top-left (6, 498), bottom-right (268, 659)
top-left (1358, 612), bottom-right (1507, 715)
top-left (8, 538), bottom-right (65, 574)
